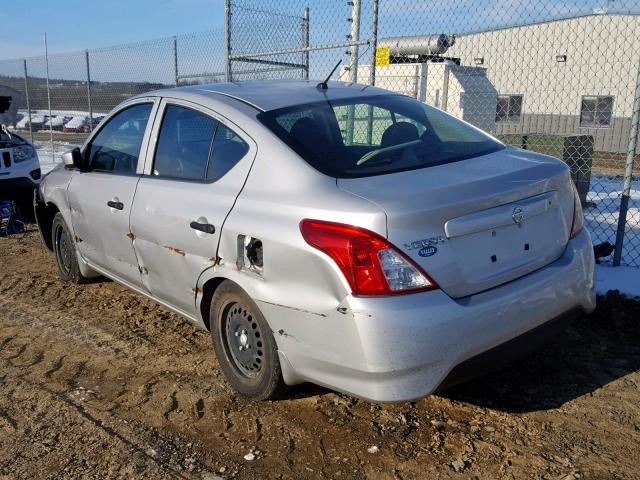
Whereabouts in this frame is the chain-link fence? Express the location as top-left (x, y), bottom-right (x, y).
top-left (0, 0), bottom-right (639, 267)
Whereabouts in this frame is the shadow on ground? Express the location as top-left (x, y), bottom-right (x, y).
top-left (441, 291), bottom-right (640, 413)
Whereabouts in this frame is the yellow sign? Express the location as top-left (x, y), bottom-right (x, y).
top-left (375, 45), bottom-right (390, 67)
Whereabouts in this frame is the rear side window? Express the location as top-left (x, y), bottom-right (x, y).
top-left (153, 105), bottom-right (217, 180)
top-left (206, 124), bottom-right (249, 181)
top-left (87, 103), bottom-right (152, 173)
top-left (257, 94), bottom-right (503, 178)
top-left (153, 105), bottom-right (249, 181)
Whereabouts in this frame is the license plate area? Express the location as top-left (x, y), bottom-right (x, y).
top-left (449, 211), bottom-right (567, 285)
top-left (445, 191), bottom-right (568, 289)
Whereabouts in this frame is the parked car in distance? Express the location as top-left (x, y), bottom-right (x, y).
top-left (44, 115), bottom-right (72, 131)
top-left (63, 116), bottom-right (89, 133)
top-left (22, 114), bottom-right (49, 130)
top-left (15, 115), bottom-right (30, 129)
top-left (35, 81), bottom-right (595, 402)
top-left (83, 115), bottom-right (104, 133)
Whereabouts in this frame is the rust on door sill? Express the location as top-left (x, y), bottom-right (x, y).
top-left (164, 245), bottom-right (186, 256)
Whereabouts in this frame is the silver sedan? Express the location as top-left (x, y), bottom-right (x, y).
top-left (35, 81), bottom-right (595, 402)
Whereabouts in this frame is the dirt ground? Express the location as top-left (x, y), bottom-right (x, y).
top-left (1, 231), bottom-right (639, 480)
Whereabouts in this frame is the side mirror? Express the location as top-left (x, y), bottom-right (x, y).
top-left (62, 147), bottom-right (89, 171)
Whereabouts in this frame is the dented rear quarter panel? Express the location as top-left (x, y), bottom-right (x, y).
top-left (195, 124), bottom-right (387, 331)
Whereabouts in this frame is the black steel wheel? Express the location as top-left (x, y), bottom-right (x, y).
top-left (51, 212), bottom-right (85, 283)
top-left (223, 302), bottom-right (266, 377)
top-left (210, 280), bottom-right (285, 400)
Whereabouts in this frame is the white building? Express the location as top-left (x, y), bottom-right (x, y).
top-left (359, 14), bottom-right (640, 154)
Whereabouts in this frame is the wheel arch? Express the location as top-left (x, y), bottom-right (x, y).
top-left (199, 276), bottom-right (229, 331)
top-left (35, 201), bottom-right (60, 251)
top-left (197, 273), bottom-right (304, 387)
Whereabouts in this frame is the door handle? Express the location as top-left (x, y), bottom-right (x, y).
top-left (107, 200), bottom-right (124, 210)
top-left (190, 221), bottom-right (215, 234)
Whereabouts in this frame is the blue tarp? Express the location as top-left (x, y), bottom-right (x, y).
top-left (0, 200), bottom-right (25, 235)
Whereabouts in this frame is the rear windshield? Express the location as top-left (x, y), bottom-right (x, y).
top-left (257, 94), bottom-right (504, 178)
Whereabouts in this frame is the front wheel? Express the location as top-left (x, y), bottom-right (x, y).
top-left (210, 281), bottom-right (285, 400)
top-left (52, 212), bottom-right (86, 284)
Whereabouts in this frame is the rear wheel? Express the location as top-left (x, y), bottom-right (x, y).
top-left (52, 212), bottom-right (86, 284)
top-left (210, 281), bottom-right (285, 400)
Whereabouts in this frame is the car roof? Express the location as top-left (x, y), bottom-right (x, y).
top-left (144, 80), bottom-right (397, 112)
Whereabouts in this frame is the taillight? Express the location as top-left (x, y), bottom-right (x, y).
top-left (300, 219), bottom-right (438, 296)
top-left (570, 183), bottom-right (584, 239)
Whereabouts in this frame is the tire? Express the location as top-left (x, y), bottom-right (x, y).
top-left (210, 280), bottom-right (285, 400)
top-left (52, 212), bottom-right (86, 284)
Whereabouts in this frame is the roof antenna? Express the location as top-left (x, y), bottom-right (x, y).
top-left (317, 60), bottom-right (342, 90)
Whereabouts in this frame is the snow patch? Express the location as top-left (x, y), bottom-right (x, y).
top-left (595, 264), bottom-right (640, 298)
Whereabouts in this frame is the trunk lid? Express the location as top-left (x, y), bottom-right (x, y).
top-left (338, 146), bottom-right (575, 298)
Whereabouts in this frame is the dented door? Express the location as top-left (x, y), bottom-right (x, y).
top-left (68, 172), bottom-right (143, 287)
top-left (129, 98), bottom-right (256, 317)
top-left (68, 100), bottom-right (158, 288)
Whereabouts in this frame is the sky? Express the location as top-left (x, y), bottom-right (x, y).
top-left (1, 0), bottom-right (638, 81)
top-left (0, 0), bottom-right (225, 60)
top-left (2, 0), bottom-right (638, 61)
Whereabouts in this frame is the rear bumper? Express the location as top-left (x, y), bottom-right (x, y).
top-left (260, 228), bottom-right (595, 402)
top-left (436, 308), bottom-right (580, 391)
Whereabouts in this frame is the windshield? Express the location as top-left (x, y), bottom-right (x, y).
top-left (257, 94), bottom-right (504, 178)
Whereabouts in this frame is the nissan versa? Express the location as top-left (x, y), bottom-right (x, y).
top-left (34, 81), bottom-right (595, 402)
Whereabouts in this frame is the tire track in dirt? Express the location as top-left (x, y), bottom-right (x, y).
top-left (0, 358), bottom-right (205, 479)
top-left (0, 306), bottom-right (236, 478)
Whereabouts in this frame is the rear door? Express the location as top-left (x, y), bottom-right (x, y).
top-left (68, 99), bottom-right (158, 287)
top-left (130, 98), bottom-right (256, 316)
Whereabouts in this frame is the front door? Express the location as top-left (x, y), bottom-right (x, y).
top-left (68, 100), bottom-right (157, 287)
top-left (130, 99), bottom-right (255, 316)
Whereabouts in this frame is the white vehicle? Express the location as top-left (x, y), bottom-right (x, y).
top-left (27, 115), bottom-right (49, 129)
top-left (0, 85), bottom-right (41, 211)
top-left (44, 115), bottom-right (71, 131)
top-left (15, 116), bottom-right (30, 129)
top-left (63, 116), bottom-right (89, 133)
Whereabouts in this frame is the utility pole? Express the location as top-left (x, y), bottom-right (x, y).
top-left (44, 33), bottom-right (54, 164)
top-left (85, 50), bottom-right (94, 132)
top-left (22, 60), bottom-right (33, 144)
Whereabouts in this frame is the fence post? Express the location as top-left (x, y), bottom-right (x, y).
top-left (85, 50), bottom-right (94, 133)
top-left (22, 60), bottom-right (34, 144)
top-left (302, 7), bottom-right (310, 80)
top-left (369, 0), bottom-right (379, 88)
top-left (366, 0), bottom-right (379, 145)
top-left (224, 0), bottom-right (232, 82)
top-left (348, 0), bottom-right (361, 84)
top-left (44, 33), bottom-right (54, 164)
top-left (346, 0), bottom-right (362, 145)
top-left (173, 36), bottom-right (179, 87)
top-left (613, 61), bottom-right (640, 266)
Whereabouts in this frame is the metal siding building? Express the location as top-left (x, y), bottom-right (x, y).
top-left (448, 14), bottom-right (640, 153)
